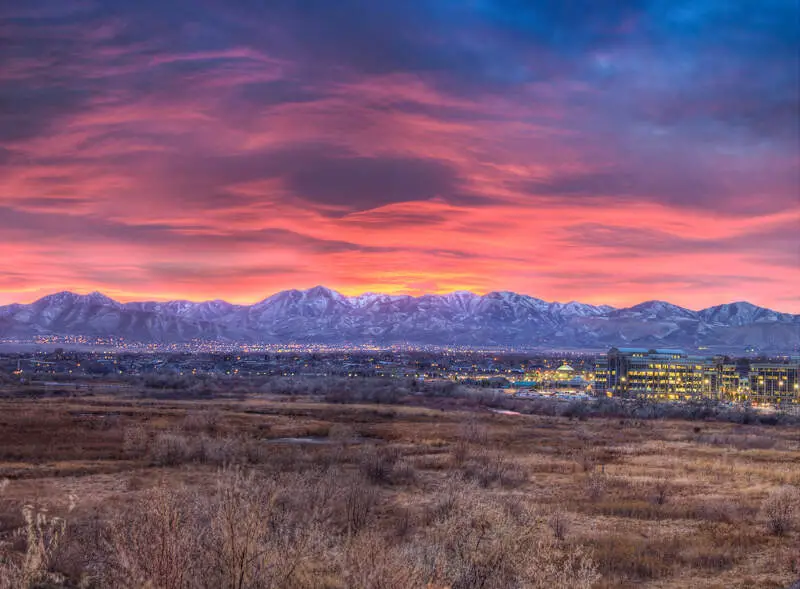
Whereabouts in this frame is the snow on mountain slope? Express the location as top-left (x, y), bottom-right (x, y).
top-left (698, 301), bottom-right (796, 326)
top-left (0, 289), bottom-right (796, 350)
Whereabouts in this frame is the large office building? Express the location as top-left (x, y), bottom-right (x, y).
top-left (594, 348), bottom-right (800, 406)
top-left (714, 360), bottom-right (744, 399)
top-left (748, 363), bottom-right (799, 406)
top-left (594, 348), bottom-right (715, 400)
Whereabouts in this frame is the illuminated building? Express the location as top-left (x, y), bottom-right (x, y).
top-left (553, 363), bottom-right (575, 381)
top-left (715, 362), bottom-right (740, 399)
top-left (593, 356), bottom-right (609, 396)
top-left (595, 348), bottom-right (715, 400)
top-left (518, 362), bottom-right (591, 395)
top-left (712, 358), bottom-right (752, 402)
top-left (595, 349), bottom-right (800, 406)
top-left (748, 363), bottom-right (799, 406)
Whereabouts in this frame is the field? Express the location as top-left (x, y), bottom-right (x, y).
top-left (0, 390), bottom-right (798, 588)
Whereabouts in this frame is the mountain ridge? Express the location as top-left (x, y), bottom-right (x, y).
top-left (12, 287), bottom-right (793, 314)
top-left (1, 287), bottom-right (797, 351)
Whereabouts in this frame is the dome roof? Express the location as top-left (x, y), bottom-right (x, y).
top-left (556, 364), bottom-right (575, 372)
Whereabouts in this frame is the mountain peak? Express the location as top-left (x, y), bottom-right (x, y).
top-left (3, 287), bottom-right (797, 350)
top-left (699, 301), bottom-right (786, 326)
top-left (615, 300), bottom-right (697, 321)
top-left (631, 300), bottom-right (682, 309)
top-left (704, 301), bottom-right (759, 311)
top-left (86, 291), bottom-right (118, 304)
top-left (37, 291), bottom-right (118, 305)
top-left (441, 290), bottom-right (479, 299)
top-left (305, 285), bottom-right (343, 297)
top-left (40, 290), bottom-right (79, 301)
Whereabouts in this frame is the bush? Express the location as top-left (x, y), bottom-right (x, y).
top-left (327, 423), bottom-right (356, 442)
top-left (421, 494), bottom-right (599, 589)
top-left (649, 478), bottom-right (671, 506)
top-left (451, 439), bottom-right (470, 468)
top-left (427, 478), bottom-right (462, 524)
top-left (525, 536), bottom-right (601, 589)
top-left (460, 449), bottom-right (527, 489)
top-left (391, 458), bottom-right (418, 486)
top-left (0, 504), bottom-right (67, 589)
top-left (460, 417), bottom-right (489, 444)
top-left (359, 446), bottom-right (399, 485)
top-left (341, 530), bottom-right (422, 589)
top-left (763, 486), bottom-right (799, 536)
top-left (122, 424), bottom-right (149, 457)
top-left (342, 474), bottom-right (379, 536)
top-left (4, 463), bottom-right (600, 589)
top-left (181, 410), bottom-right (220, 435)
top-left (100, 468), bottom-right (333, 588)
top-left (548, 511), bottom-right (570, 541)
top-left (100, 485), bottom-right (202, 588)
top-left (150, 432), bottom-right (192, 466)
top-left (585, 472), bottom-right (607, 502)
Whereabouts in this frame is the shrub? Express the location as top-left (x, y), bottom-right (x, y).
top-left (341, 530), bottom-right (422, 589)
top-left (181, 410), bottom-right (220, 434)
top-left (460, 417), bottom-right (489, 444)
top-left (576, 449), bottom-right (596, 473)
top-left (206, 467), bottom-right (277, 588)
top-left (100, 485), bottom-right (202, 588)
top-left (194, 434), bottom-right (235, 465)
top-left (150, 432), bottom-right (192, 466)
top-left (649, 478), bottom-right (671, 506)
top-left (342, 475), bottom-right (379, 536)
top-left (548, 511), bottom-right (570, 541)
top-left (451, 439), bottom-right (471, 468)
top-left (359, 446), bottom-right (399, 485)
top-left (427, 478), bottom-right (463, 524)
top-left (99, 468), bottom-right (333, 588)
top-left (763, 486), bottom-right (799, 536)
top-left (0, 504), bottom-right (67, 589)
top-left (122, 424), bottom-right (149, 457)
top-left (585, 472), bottom-right (607, 502)
top-left (524, 536), bottom-right (601, 589)
top-left (420, 494), bottom-right (600, 589)
top-left (391, 458), bottom-right (418, 486)
top-left (327, 423), bottom-right (356, 442)
top-left (460, 448), bottom-right (527, 489)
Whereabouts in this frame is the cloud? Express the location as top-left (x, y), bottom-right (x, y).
top-left (0, 0), bottom-right (797, 311)
top-left (343, 209), bottom-right (451, 228)
top-left (107, 142), bottom-right (480, 215)
top-left (0, 86), bottom-right (88, 142)
top-left (521, 139), bottom-right (800, 215)
top-left (561, 219), bottom-right (800, 268)
top-left (136, 262), bottom-right (304, 282)
top-left (0, 206), bottom-right (389, 254)
top-left (280, 150), bottom-right (465, 213)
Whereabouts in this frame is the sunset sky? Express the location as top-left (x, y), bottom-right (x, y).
top-left (1, 0), bottom-right (798, 311)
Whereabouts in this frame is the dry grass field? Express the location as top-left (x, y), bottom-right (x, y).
top-left (0, 392), bottom-right (798, 588)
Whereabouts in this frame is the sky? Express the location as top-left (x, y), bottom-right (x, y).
top-left (0, 0), bottom-right (799, 311)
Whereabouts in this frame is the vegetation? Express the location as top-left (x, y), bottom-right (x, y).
top-left (0, 386), bottom-right (798, 588)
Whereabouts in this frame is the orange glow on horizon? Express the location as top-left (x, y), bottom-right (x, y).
top-left (0, 36), bottom-right (798, 313)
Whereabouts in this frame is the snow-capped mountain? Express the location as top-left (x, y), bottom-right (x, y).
top-left (698, 301), bottom-right (794, 326)
top-left (611, 300), bottom-right (700, 322)
top-left (127, 299), bottom-right (240, 322)
top-left (0, 287), bottom-right (797, 351)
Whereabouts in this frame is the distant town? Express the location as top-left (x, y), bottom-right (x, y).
top-left (1, 342), bottom-right (798, 409)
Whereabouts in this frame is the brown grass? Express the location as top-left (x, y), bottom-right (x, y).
top-left (0, 394), bottom-right (797, 588)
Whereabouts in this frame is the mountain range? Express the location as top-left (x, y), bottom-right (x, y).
top-left (1, 287), bottom-right (798, 351)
